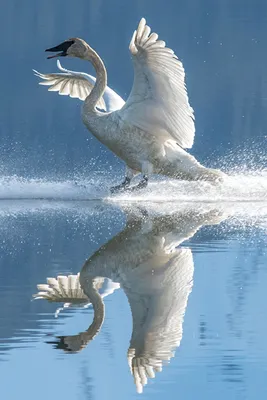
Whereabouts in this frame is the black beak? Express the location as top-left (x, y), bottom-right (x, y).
top-left (45, 40), bottom-right (74, 59)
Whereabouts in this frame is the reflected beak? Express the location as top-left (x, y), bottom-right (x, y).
top-left (45, 40), bottom-right (74, 59)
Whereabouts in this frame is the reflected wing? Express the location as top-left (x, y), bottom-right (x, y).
top-left (33, 274), bottom-right (119, 304)
top-left (128, 249), bottom-right (194, 393)
top-left (34, 60), bottom-right (125, 112)
top-left (118, 18), bottom-right (195, 149)
top-left (32, 273), bottom-right (90, 303)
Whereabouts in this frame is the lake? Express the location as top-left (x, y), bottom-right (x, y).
top-left (0, 183), bottom-right (266, 399)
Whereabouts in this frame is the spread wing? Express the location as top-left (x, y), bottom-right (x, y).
top-left (118, 18), bottom-right (195, 149)
top-left (128, 249), bottom-right (194, 393)
top-left (34, 60), bottom-right (125, 112)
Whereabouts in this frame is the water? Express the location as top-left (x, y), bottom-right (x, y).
top-left (0, 168), bottom-right (266, 202)
top-left (0, 176), bottom-right (266, 399)
top-left (1, 0), bottom-right (267, 398)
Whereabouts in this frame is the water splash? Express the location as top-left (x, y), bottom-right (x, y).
top-left (207, 139), bottom-right (267, 174)
top-left (0, 138), bottom-right (266, 203)
top-left (0, 170), bottom-right (266, 204)
top-left (0, 175), bottom-right (107, 200)
top-left (110, 171), bottom-right (267, 203)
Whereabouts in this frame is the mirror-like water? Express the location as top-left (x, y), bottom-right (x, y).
top-left (0, 196), bottom-right (266, 399)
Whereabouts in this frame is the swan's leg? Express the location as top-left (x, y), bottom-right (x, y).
top-left (131, 175), bottom-right (148, 190)
top-left (127, 162), bottom-right (152, 191)
top-left (110, 167), bottom-right (135, 193)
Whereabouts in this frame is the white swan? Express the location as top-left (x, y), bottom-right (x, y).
top-left (33, 205), bottom-right (226, 392)
top-left (35, 18), bottom-right (225, 192)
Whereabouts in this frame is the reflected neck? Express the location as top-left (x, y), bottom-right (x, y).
top-left (81, 275), bottom-right (105, 336)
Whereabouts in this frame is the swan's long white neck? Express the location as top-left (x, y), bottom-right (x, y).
top-left (83, 46), bottom-right (107, 112)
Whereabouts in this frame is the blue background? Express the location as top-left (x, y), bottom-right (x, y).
top-left (1, 0), bottom-right (266, 177)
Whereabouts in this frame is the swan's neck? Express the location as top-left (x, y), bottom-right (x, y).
top-left (81, 275), bottom-right (105, 337)
top-left (56, 276), bottom-right (105, 353)
top-left (83, 46), bottom-right (107, 112)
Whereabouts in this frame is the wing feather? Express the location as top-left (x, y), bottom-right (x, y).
top-left (119, 18), bottom-right (195, 149)
top-left (34, 67), bottom-right (106, 108)
top-left (33, 60), bottom-right (125, 112)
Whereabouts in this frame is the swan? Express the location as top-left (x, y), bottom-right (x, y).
top-left (33, 204), bottom-right (226, 392)
top-left (35, 18), bottom-right (225, 192)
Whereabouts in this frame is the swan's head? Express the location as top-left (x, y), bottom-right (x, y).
top-left (46, 38), bottom-right (89, 59)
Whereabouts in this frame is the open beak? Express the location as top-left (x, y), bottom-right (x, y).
top-left (46, 52), bottom-right (64, 59)
top-left (45, 40), bottom-right (74, 59)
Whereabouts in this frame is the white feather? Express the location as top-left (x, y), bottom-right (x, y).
top-left (33, 274), bottom-right (88, 303)
top-left (119, 18), bottom-right (195, 149)
top-left (33, 274), bottom-right (120, 305)
top-left (33, 60), bottom-right (125, 112)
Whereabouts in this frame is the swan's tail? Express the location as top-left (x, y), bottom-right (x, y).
top-left (163, 141), bottom-right (226, 182)
top-left (197, 167), bottom-right (226, 182)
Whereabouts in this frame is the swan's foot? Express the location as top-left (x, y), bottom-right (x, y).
top-left (127, 175), bottom-right (148, 192)
top-left (110, 177), bottom-right (131, 193)
top-left (110, 176), bottom-right (148, 193)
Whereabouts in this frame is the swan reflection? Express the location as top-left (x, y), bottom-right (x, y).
top-left (33, 205), bottom-right (225, 393)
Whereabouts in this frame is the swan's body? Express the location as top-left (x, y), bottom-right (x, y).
top-left (35, 18), bottom-right (225, 190)
top-left (33, 205), bottom-right (226, 392)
